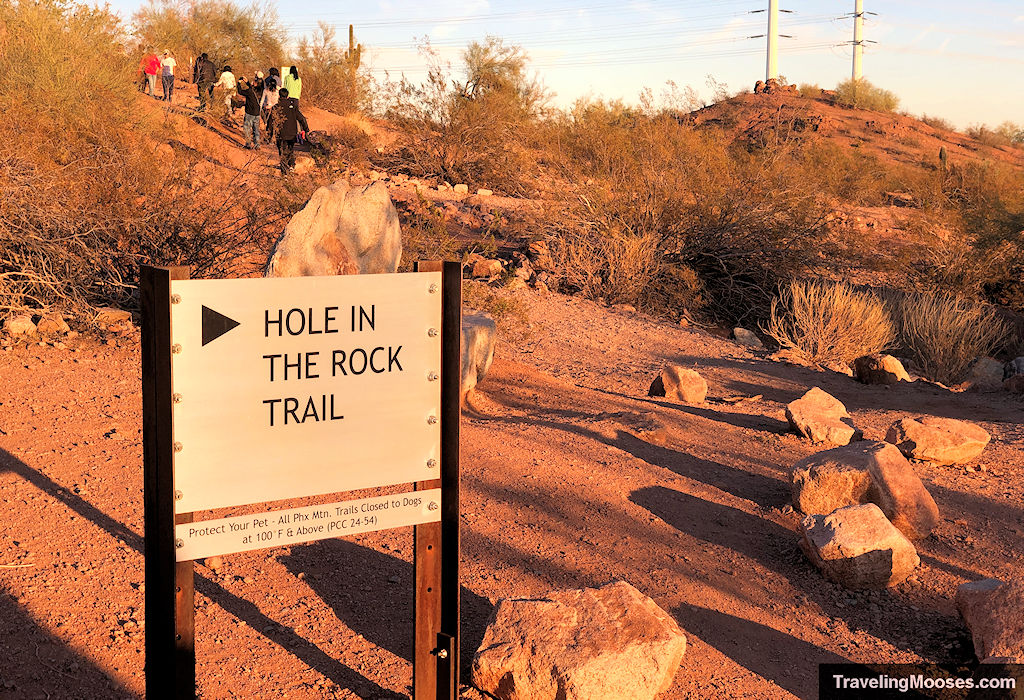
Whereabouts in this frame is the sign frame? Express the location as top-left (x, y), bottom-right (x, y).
top-left (141, 262), bottom-right (462, 700)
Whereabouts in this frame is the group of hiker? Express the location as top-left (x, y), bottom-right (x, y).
top-left (138, 49), bottom-right (309, 174)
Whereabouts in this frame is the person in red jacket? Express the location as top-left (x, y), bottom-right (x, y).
top-left (143, 51), bottom-right (161, 98)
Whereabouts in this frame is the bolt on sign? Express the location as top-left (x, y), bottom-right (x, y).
top-left (142, 263), bottom-right (462, 700)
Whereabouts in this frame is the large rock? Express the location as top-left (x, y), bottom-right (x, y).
top-left (785, 387), bottom-right (862, 445)
top-left (955, 578), bottom-right (1024, 662)
top-left (964, 357), bottom-right (1006, 392)
top-left (471, 581), bottom-right (686, 700)
top-left (800, 504), bottom-right (919, 589)
top-left (648, 366), bottom-right (708, 404)
top-left (791, 441), bottom-right (939, 539)
top-left (265, 180), bottom-right (402, 277)
top-left (4, 314), bottom-right (36, 336)
top-left (1004, 357), bottom-right (1024, 380)
top-left (462, 312), bottom-right (495, 398)
top-left (885, 417), bottom-right (990, 465)
top-left (853, 354), bottom-right (911, 385)
top-left (36, 314), bottom-right (70, 335)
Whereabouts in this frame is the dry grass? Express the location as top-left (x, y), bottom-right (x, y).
top-left (763, 280), bottom-right (895, 365)
top-left (885, 292), bottom-right (1010, 385)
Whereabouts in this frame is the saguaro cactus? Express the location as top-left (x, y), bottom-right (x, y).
top-left (939, 145), bottom-right (948, 172)
top-left (345, 24), bottom-right (362, 107)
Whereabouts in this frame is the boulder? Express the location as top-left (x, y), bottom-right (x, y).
top-left (4, 314), bottom-right (36, 336)
top-left (36, 315), bottom-right (70, 335)
top-left (462, 312), bottom-right (496, 398)
top-left (853, 354), bottom-right (911, 385)
top-left (265, 180), bottom-right (402, 277)
top-left (648, 366), bottom-right (708, 404)
top-left (471, 580), bottom-right (686, 700)
top-left (800, 504), bottom-right (919, 589)
top-left (885, 417), bottom-right (990, 465)
top-left (1004, 357), bottom-right (1024, 380)
top-left (791, 441), bottom-right (939, 539)
top-left (526, 240), bottom-right (554, 272)
top-left (955, 578), bottom-right (1024, 662)
top-left (471, 259), bottom-right (503, 279)
top-left (964, 358), bottom-right (1006, 392)
top-left (732, 327), bottom-right (764, 349)
top-left (785, 387), bottom-right (862, 445)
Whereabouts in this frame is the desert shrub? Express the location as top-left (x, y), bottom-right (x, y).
top-left (462, 280), bottom-right (531, 343)
top-left (549, 222), bottom-right (662, 307)
top-left (798, 83), bottom-right (822, 98)
top-left (394, 194), bottom-right (460, 273)
top-left (133, 0), bottom-right (286, 75)
top-left (295, 22), bottom-right (371, 114)
top-left (885, 292), bottom-right (1010, 384)
top-left (0, 0), bottom-right (278, 318)
top-left (380, 37), bottom-right (547, 194)
top-left (763, 280), bottom-right (895, 364)
top-left (834, 79), bottom-right (899, 112)
top-left (920, 114), bottom-right (954, 132)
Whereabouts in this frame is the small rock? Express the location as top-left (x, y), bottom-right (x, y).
top-left (1004, 357), bottom-right (1024, 380)
top-left (388, 575), bottom-right (400, 584)
top-left (785, 387), bottom-right (862, 445)
top-left (461, 312), bottom-right (496, 398)
top-left (955, 578), bottom-right (1024, 662)
top-left (800, 504), bottom-right (919, 589)
top-left (205, 556), bottom-right (224, 571)
top-left (5, 314), bottom-right (36, 336)
top-left (964, 357), bottom-right (1006, 392)
top-left (526, 240), bottom-right (554, 271)
top-left (853, 354), bottom-right (911, 385)
top-left (732, 327), bottom-right (764, 349)
top-left (292, 154), bottom-right (316, 175)
top-left (471, 581), bottom-right (686, 700)
top-left (1005, 376), bottom-right (1024, 394)
top-left (94, 308), bottom-right (132, 325)
top-left (471, 259), bottom-right (503, 279)
top-left (885, 417), bottom-right (991, 465)
top-left (648, 366), bottom-right (708, 404)
top-left (36, 315), bottom-right (70, 336)
top-left (453, 184), bottom-right (469, 195)
top-left (476, 188), bottom-right (493, 196)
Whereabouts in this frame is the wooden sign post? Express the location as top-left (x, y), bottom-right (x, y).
top-left (141, 263), bottom-right (461, 699)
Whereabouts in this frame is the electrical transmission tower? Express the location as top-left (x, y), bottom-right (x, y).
top-left (846, 0), bottom-right (877, 80)
top-left (749, 1), bottom-right (794, 81)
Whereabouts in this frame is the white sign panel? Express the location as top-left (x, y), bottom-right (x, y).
top-left (175, 489), bottom-right (441, 561)
top-left (169, 273), bottom-right (442, 513)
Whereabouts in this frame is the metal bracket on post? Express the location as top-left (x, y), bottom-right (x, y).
top-left (434, 632), bottom-right (456, 699)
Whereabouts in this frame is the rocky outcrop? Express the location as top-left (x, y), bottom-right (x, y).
top-left (955, 578), bottom-right (1024, 663)
top-left (853, 354), bottom-right (911, 385)
top-left (885, 417), bottom-right (990, 465)
top-left (462, 312), bottom-right (496, 398)
top-left (648, 366), bottom-right (708, 404)
top-left (265, 180), bottom-right (402, 277)
top-left (471, 581), bottom-right (686, 700)
top-left (786, 387), bottom-right (862, 445)
top-left (800, 504), bottom-right (919, 589)
top-left (791, 441), bottom-right (939, 539)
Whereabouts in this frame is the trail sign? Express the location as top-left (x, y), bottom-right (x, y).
top-left (168, 273), bottom-right (443, 513)
top-left (141, 263), bottom-right (462, 700)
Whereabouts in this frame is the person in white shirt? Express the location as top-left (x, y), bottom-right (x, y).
top-left (213, 65), bottom-right (237, 116)
top-left (160, 50), bottom-right (177, 102)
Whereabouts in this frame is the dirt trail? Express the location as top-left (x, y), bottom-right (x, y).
top-left (1, 287), bottom-right (1022, 698)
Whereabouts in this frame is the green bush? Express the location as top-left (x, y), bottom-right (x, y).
top-left (834, 79), bottom-right (899, 112)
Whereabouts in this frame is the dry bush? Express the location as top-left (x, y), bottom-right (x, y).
top-left (885, 292), bottom-right (1010, 384)
top-left (798, 83), bottom-right (822, 98)
top-left (834, 79), bottom-right (899, 112)
top-left (379, 37), bottom-right (547, 194)
top-left (0, 0), bottom-right (279, 319)
top-left (763, 280), bottom-right (895, 364)
top-left (394, 194), bottom-right (460, 273)
top-left (462, 280), bottom-right (532, 344)
top-left (921, 114), bottom-right (954, 132)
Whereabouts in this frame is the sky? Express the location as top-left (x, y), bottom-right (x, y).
top-left (109, 0), bottom-right (1024, 128)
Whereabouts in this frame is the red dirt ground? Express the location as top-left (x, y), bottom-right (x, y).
top-left (1, 286), bottom-right (1022, 699)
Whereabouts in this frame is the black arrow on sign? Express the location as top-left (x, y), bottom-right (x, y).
top-left (201, 305), bottom-right (241, 346)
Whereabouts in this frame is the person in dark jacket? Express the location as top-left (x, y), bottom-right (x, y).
top-left (194, 53), bottom-right (216, 111)
top-left (269, 88), bottom-right (308, 174)
top-left (237, 77), bottom-right (263, 149)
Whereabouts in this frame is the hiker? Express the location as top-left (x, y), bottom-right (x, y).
top-left (214, 65), bottom-right (237, 118)
top-left (237, 77), bottom-right (263, 149)
top-left (260, 68), bottom-right (281, 137)
top-left (143, 51), bottom-right (161, 97)
top-left (194, 53), bottom-right (216, 111)
top-left (282, 66), bottom-right (302, 104)
top-left (160, 50), bottom-right (177, 102)
top-left (269, 88), bottom-right (308, 174)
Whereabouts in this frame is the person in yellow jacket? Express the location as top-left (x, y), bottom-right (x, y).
top-left (281, 66), bottom-right (302, 104)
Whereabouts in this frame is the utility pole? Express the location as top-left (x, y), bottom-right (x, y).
top-left (852, 0), bottom-right (864, 80)
top-left (766, 0), bottom-right (779, 81)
